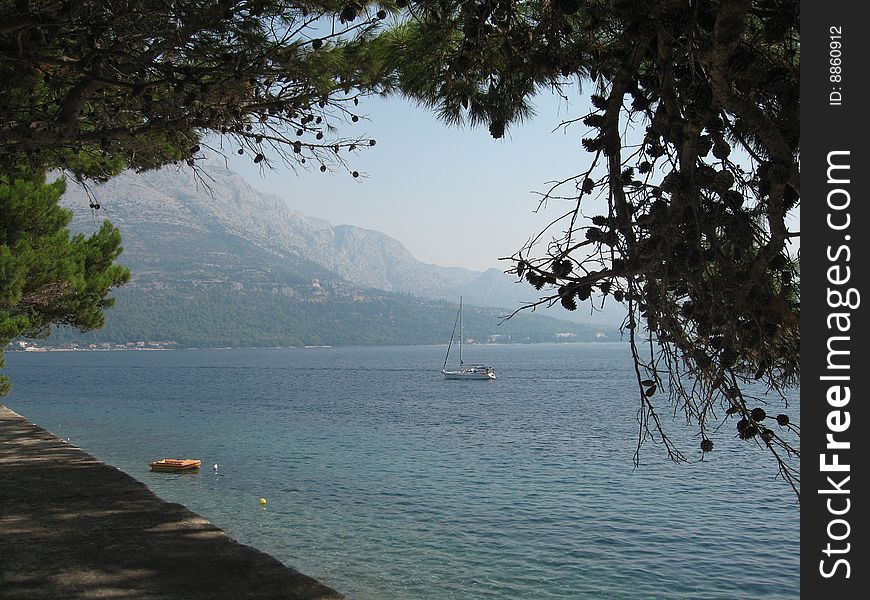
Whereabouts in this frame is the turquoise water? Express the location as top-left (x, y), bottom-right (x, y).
top-left (4, 344), bottom-right (798, 599)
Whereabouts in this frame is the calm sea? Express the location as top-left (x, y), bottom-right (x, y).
top-left (3, 344), bottom-right (799, 599)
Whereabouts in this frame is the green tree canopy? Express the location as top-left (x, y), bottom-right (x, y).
top-left (384, 0), bottom-right (800, 493)
top-left (0, 170), bottom-right (130, 394)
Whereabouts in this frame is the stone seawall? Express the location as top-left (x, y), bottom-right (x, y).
top-left (0, 405), bottom-right (344, 600)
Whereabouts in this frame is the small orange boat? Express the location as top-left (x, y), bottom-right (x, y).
top-left (149, 458), bottom-right (202, 472)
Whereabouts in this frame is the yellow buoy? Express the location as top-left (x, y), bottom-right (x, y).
top-left (259, 497), bottom-right (267, 506)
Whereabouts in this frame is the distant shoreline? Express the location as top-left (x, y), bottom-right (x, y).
top-left (7, 347), bottom-right (175, 352)
top-left (7, 339), bottom-right (629, 353)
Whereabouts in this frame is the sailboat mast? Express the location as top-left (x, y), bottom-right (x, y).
top-left (459, 296), bottom-right (463, 366)
top-left (443, 303), bottom-right (460, 370)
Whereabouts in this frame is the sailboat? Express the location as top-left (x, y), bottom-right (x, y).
top-left (441, 297), bottom-right (495, 380)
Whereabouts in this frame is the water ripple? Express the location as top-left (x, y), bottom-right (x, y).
top-left (5, 344), bottom-right (799, 600)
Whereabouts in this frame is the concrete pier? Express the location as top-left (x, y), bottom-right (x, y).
top-left (0, 405), bottom-right (344, 599)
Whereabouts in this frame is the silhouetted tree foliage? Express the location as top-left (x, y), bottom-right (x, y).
top-left (1, 0), bottom-right (394, 181)
top-left (385, 0), bottom-right (800, 494)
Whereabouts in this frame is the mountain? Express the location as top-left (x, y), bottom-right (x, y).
top-left (51, 163), bottom-right (621, 347)
top-left (68, 163), bottom-right (478, 297)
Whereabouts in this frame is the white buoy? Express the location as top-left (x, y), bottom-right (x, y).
top-left (213, 463), bottom-right (219, 471)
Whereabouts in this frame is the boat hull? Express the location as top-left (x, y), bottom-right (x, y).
top-left (149, 459), bottom-right (202, 472)
top-left (442, 369), bottom-right (496, 380)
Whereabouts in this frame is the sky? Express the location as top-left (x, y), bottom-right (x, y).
top-left (217, 86), bottom-right (799, 274)
top-left (221, 89), bottom-right (599, 273)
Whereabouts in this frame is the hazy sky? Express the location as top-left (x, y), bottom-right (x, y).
top-left (221, 89), bottom-right (598, 272)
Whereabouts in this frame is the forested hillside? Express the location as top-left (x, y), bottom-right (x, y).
top-left (51, 284), bottom-right (613, 348)
top-left (42, 165), bottom-right (617, 348)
